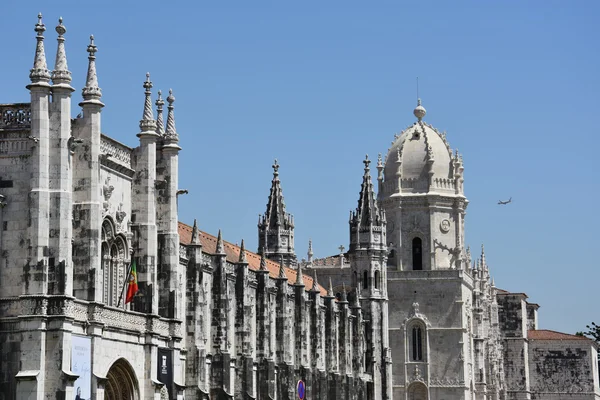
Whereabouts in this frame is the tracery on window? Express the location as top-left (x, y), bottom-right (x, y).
top-left (408, 321), bottom-right (426, 362)
top-left (101, 218), bottom-right (128, 306)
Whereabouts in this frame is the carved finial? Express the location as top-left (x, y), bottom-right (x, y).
top-left (307, 239), bottom-right (313, 263)
top-left (377, 153), bottom-right (383, 168)
top-left (29, 13), bottom-right (51, 84)
top-left (155, 90), bottom-right (165, 136)
top-left (363, 154), bottom-right (371, 171)
top-left (411, 301), bottom-right (420, 316)
top-left (165, 88), bottom-right (179, 142)
top-left (80, 35), bottom-right (103, 105)
top-left (413, 98), bottom-right (426, 121)
top-left (238, 239), bottom-right (248, 263)
top-left (272, 159), bottom-right (279, 176)
top-left (142, 73), bottom-right (153, 119)
top-left (191, 219), bottom-right (200, 245)
top-left (138, 73), bottom-right (157, 134)
top-left (216, 229), bottom-right (224, 254)
top-left (52, 17), bottom-right (72, 86)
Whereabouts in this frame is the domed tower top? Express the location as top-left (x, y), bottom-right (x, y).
top-left (381, 99), bottom-right (464, 197)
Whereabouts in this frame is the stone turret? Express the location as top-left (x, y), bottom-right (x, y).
top-left (348, 154), bottom-right (390, 399)
top-left (49, 17), bottom-right (75, 296)
top-left (131, 73), bottom-right (159, 314)
top-left (156, 88), bottom-right (182, 320)
top-left (26, 13), bottom-right (52, 295)
top-left (258, 159), bottom-right (297, 266)
top-left (72, 34), bottom-right (104, 301)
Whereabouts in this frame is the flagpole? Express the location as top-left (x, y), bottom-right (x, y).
top-left (117, 256), bottom-right (134, 308)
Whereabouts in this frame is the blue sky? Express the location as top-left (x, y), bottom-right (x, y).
top-left (2, 1), bottom-right (599, 335)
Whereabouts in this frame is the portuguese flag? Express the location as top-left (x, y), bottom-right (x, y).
top-left (125, 259), bottom-right (138, 304)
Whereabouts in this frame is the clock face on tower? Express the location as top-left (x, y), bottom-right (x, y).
top-left (440, 219), bottom-right (451, 233)
top-left (281, 237), bottom-right (288, 246)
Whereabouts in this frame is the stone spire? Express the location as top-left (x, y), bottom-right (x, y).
top-left (215, 229), bottom-right (225, 255)
top-left (307, 239), bottom-right (314, 263)
top-left (310, 270), bottom-right (319, 292)
top-left (164, 89), bottom-right (179, 143)
top-left (278, 255), bottom-right (287, 279)
top-left (238, 239), bottom-right (248, 264)
top-left (481, 244), bottom-right (486, 268)
top-left (258, 159), bottom-right (297, 265)
top-left (327, 277), bottom-right (334, 297)
top-left (295, 261), bottom-right (304, 286)
top-left (354, 155), bottom-right (377, 226)
top-left (138, 73), bottom-right (156, 134)
top-left (340, 283), bottom-right (348, 302)
top-left (29, 13), bottom-right (51, 85)
top-left (51, 17), bottom-right (73, 88)
top-left (81, 35), bottom-right (103, 106)
top-left (350, 155), bottom-right (386, 252)
top-left (259, 252), bottom-right (268, 272)
top-left (155, 90), bottom-right (165, 136)
top-left (190, 219), bottom-right (200, 245)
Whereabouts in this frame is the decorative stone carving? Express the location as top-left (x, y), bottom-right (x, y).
top-left (440, 219), bottom-right (451, 233)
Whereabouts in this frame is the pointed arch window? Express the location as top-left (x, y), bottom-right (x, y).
top-left (408, 321), bottom-right (426, 362)
top-left (374, 270), bottom-right (380, 289)
top-left (101, 218), bottom-right (128, 306)
top-left (412, 237), bottom-right (423, 270)
top-left (412, 326), bottom-right (423, 361)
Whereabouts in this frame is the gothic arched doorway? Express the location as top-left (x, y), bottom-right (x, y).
top-left (105, 358), bottom-right (139, 400)
top-left (407, 382), bottom-right (428, 400)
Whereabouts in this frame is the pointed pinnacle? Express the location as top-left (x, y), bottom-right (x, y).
top-left (29, 13), bottom-right (51, 84)
top-left (190, 219), bottom-right (200, 245)
top-left (259, 251), bottom-right (268, 271)
top-left (216, 229), bottom-right (224, 254)
top-left (52, 16), bottom-right (72, 86)
top-left (278, 256), bottom-right (287, 278)
top-left (340, 282), bottom-right (348, 302)
top-left (238, 239), bottom-right (248, 263)
top-left (165, 88), bottom-right (178, 142)
top-left (155, 90), bottom-right (165, 136)
top-left (327, 277), bottom-right (334, 297)
top-left (295, 262), bottom-right (304, 286)
top-left (310, 270), bottom-right (319, 292)
top-left (80, 35), bottom-right (103, 105)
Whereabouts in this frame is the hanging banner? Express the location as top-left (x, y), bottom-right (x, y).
top-left (157, 348), bottom-right (173, 398)
top-left (71, 335), bottom-right (92, 400)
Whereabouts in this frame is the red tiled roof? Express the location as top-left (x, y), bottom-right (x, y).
top-left (528, 329), bottom-right (592, 341)
top-left (178, 222), bottom-right (326, 296)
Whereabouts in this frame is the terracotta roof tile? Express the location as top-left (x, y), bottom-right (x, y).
top-left (528, 329), bottom-right (592, 341)
top-left (179, 222), bottom-right (326, 296)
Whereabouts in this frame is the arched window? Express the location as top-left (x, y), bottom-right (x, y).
top-left (374, 270), bottom-right (380, 289)
top-left (412, 237), bottom-right (423, 270)
top-left (363, 270), bottom-right (368, 289)
top-left (408, 323), bottom-right (426, 362)
top-left (101, 218), bottom-right (128, 306)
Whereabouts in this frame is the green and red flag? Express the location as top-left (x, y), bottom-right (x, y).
top-left (125, 259), bottom-right (138, 304)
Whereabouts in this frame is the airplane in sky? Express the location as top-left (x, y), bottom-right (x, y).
top-left (498, 197), bottom-right (512, 205)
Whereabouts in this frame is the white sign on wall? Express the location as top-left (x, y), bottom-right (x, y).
top-left (71, 335), bottom-right (92, 400)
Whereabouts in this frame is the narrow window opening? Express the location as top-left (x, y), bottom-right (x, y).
top-left (412, 237), bottom-right (423, 270)
top-left (363, 270), bottom-right (368, 289)
top-left (411, 326), bottom-right (424, 361)
top-left (374, 270), bottom-right (380, 289)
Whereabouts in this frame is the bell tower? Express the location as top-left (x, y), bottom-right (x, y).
top-left (380, 100), bottom-right (474, 400)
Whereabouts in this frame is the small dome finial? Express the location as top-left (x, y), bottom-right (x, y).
top-left (413, 98), bottom-right (426, 121)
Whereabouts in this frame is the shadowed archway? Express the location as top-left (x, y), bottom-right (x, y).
top-left (105, 358), bottom-right (139, 400)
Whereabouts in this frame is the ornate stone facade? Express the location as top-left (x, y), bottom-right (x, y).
top-left (0, 13), bottom-right (598, 400)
